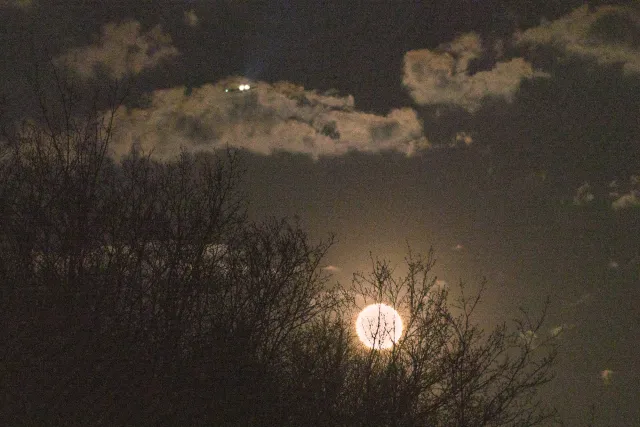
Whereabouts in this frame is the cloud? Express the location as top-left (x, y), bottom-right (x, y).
top-left (453, 131), bottom-right (473, 147)
top-left (612, 191), bottom-right (640, 210)
top-left (549, 325), bottom-right (563, 338)
top-left (434, 279), bottom-right (449, 291)
top-left (570, 293), bottom-right (592, 307)
top-left (184, 9), bottom-right (199, 27)
top-left (516, 5), bottom-right (640, 74)
top-left (0, 0), bottom-right (31, 9)
top-left (550, 323), bottom-right (575, 338)
top-left (55, 20), bottom-right (179, 79)
top-left (322, 265), bottom-right (341, 273)
top-left (575, 175), bottom-right (640, 210)
top-left (600, 369), bottom-right (614, 385)
top-left (403, 33), bottom-right (543, 112)
top-left (519, 330), bottom-right (539, 349)
top-left (573, 182), bottom-right (594, 206)
top-left (611, 174), bottom-right (640, 210)
top-left (110, 78), bottom-right (428, 159)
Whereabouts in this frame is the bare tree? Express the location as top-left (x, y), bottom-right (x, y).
top-left (0, 64), bottom-right (558, 426)
top-left (299, 251), bottom-right (558, 427)
top-left (0, 63), bottom-right (339, 426)
top-left (271, 251), bottom-right (558, 427)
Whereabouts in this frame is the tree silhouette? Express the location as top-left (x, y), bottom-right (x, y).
top-left (1, 66), bottom-right (558, 426)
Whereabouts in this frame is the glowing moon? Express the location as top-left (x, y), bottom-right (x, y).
top-left (355, 303), bottom-right (403, 350)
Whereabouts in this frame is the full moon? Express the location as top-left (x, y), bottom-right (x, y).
top-left (355, 303), bottom-right (403, 350)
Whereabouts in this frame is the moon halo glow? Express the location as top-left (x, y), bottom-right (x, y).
top-left (355, 303), bottom-right (403, 350)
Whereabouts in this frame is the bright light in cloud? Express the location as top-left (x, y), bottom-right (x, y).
top-left (355, 303), bottom-right (403, 350)
top-left (111, 79), bottom-right (426, 159)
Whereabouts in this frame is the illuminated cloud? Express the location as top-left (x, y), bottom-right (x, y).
top-left (573, 182), bottom-right (594, 206)
top-left (601, 369), bottom-right (614, 385)
top-left (403, 33), bottom-right (543, 112)
top-left (516, 5), bottom-right (640, 74)
top-left (578, 175), bottom-right (640, 210)
top-left (184, 9), bottom-right (199, 27)
top-left (612, 191), bottom-right (640, 210)
top-left (550, 323), bottom-right (575, 338)
top-left (0, 0), bottom-right (32, 9)
top-left (110, 78), bottom-right (427, 159)
top-left (434, 279), bottom-right (449, 291)
top-left (519, 330), bottom-right (538, 349)
top-left (570, 293), bottom-right (592, 307)
top-left (611, 175), bottom-right (640, 210)
top-left (55, 21), bottom-right (179, 79)
top-left (549, 325), bottom-right (563, 338)
top-left (322, 265), bottom-right (341, 273)
top-left (454, 131), bottom-right (473, 147)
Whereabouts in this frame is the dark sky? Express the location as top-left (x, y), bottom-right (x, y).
top-left (2, 0), bottom-right (639, 424)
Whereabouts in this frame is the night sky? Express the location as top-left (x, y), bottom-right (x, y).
top-left (2, 0), bottom-right (639, 424)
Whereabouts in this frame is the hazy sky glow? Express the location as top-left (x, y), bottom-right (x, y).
top-left (1, 1), bottom-right (639, 424)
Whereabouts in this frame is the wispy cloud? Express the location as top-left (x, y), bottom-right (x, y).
top-left (573, 182), bottom-right (594, 206)
top-left (111, 79), bottom-right (428, 159)
top-left (570, 175), bottom-right (640, 210)
top-left (453, 131), bottom-right (473, 147)
top-left (322, 265), bottom-right (341, 273)
top-left (550, 323), bottom-right (575, 338)
top-left (612, 174), bottom-right (640, 210)
top-left (570, 293), bottom-right (592, 307)
top-left (612, 191), bottom-right (640, 210)
top-left (516, 5), bottom-right (640, 74)
top-left (519, 330), bottom-right (539, 349)
top-left (184, 9), bottom-right (199, 27)
top-left (55, 20), bottom-right (179, 79)
top-left (434, 279), bottom-right (449, 291)
top-left (0, 0), bottom-right (32, 9)
top-left (600, 369), bottom-right (614, 385)
top-left (403, 33), bottom-right (543, 112)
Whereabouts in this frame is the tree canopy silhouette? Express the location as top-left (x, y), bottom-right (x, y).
top-left (0, 68), bottom-right (558, 426)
